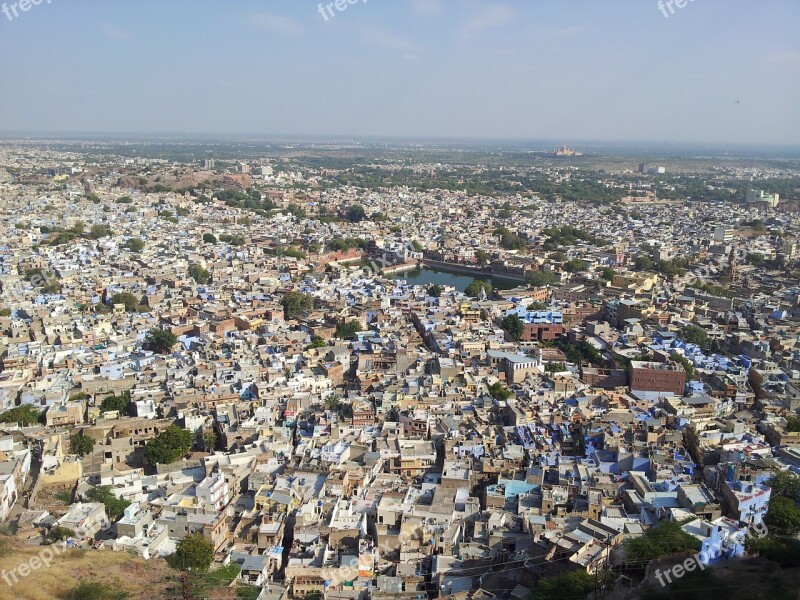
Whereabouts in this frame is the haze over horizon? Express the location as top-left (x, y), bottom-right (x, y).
top-left (1, 0), bottom-right (798, 146)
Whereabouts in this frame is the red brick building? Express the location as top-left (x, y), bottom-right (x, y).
top-left (629, 360), bottom-right (686, 396)
top-left (520, 323), bottom-right (564, 342)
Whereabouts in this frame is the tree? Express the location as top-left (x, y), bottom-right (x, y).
top-left (219, 233), bottom-right (246, 246)
top-left (765, 496), bottom-right (800, 535)
top-left (123, 238), bottom-right (145, 253)
top-left (411, 240), bottom-right (423, 252)
top-left (345, 204), bottom-right (366, 222)
top-left (501, 313), bottom-right (524, 342)
top-left (306, 336), bottom-right (327, 350)
top-left (283, 246), bottom-right (307, 259)
top-left (785, 415), bottom-right (800, 433)
top-left (202, 233), bottom-right (217, 244)
top-left (145, 329), bottom-right (177, 354)
top-left (89, 224), bottom-right (112, 239)
top-left (527, 302), bottom-right (547, 311)
top-left (285, 203), bottom-right (305, 218)
top-left (110, 292), bottom-right (140, 312)
top-left (324, 395), bottom-right (342, 412)
top-left (563, 258), bottom-right (587, 273)
top-left (634, 255), bottom-right (654, 271)
top-left (335, 320), bottom-right (361, 340)
top-left (526, 270), bottom-right (558, 287)
top-left (475, 249), bottom-right (489, 265)
top-left (464, 280), bottom-right (492, 298)
top-left (0, 404), bottom-right (41, 426)
top-left (498, 229), bottom-right (526, 251)
top-left (670, 351), bottom-right (696, 380)
top-left (329, 237), bottom-right (360, 252)
top-left (85, 485), bottom-right (131, 521)
top-left (202, 428), bottom-right (217, 452)
top-left (69, 432), bottom-right (95, 457)
top-left (281, 292), bottom-right (314, 319)
top-left (624, 520), bottom-right (700, 564)
top-left (767, 471), bottom-right (800, 501)
top-left (681, 325), bottom-right (710, 349)
top-left (47, 526), bottom-right (75, 544)
top-left (427, 284), bottom-right (442, 297)
top-left (145, 425), bottom-right (193, 465)
top-left (99, 391), bottom-right (131, 414)
top-left (169, 533), bottom-right (214, 571)
top-left (488, 382), bottom-right (512, 401)
top-left (188, 264), bottom-right (211, 284)
top-left (24, 267), bottom-right (60, 292)
top-left (601, 267), bottom-right (617, 281)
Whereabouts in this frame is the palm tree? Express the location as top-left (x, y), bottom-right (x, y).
top-left (324, 395), bottom-right (342, 412)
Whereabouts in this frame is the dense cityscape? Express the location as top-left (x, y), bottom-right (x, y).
top-left (1, 0), bottom-right (799, 598)
top-left (0, 137), bottom-right (797, 599)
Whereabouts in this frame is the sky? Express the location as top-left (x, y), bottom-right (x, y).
top-left (0, 0), bottom-right (798, 145)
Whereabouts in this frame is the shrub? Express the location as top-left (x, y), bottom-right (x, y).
top-left (624, 520), bottom-right (700, 565)
top-left (61, 580), bottom-right (130, 600)
top-left (69, 432), bottom-right (95, 456)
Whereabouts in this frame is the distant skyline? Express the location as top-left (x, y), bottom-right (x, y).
top-left (0, 0), bottom-right (798, 145)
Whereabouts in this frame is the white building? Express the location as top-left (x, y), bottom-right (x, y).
top-left (196, 472), bottom-right (231, 511)
top-left (0, 474), bottom-right (18, 522)
top-left (56, 502), bottom-right (110, 538)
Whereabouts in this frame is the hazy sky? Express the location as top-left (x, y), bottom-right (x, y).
top-left (0, 0), bottom-right (798, 145)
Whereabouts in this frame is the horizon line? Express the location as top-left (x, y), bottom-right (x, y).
top-left (0, 131), bottom-right (799, 151)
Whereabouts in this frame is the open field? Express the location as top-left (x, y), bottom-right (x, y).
top-left (0, 536), bottom-right (174, 600)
